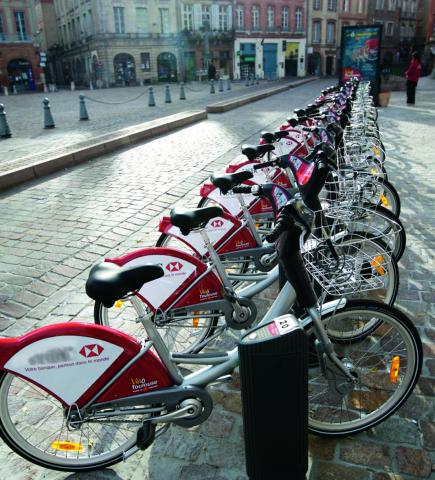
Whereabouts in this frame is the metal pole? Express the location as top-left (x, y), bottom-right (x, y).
top-left (0, 104), bottom-right (12, 138)
top-left (79, 94), bottom-right (89, 120)
top-left (43, 97), bottom-right (55, 129)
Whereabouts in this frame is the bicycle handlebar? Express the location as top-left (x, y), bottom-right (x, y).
top-left (232, 185), bottom-right (255, 194)
top-left (253, 159), bottom-right (279, 170)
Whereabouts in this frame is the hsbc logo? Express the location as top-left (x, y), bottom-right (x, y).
top-left (79, 344), bottom-right (104, 358)
top-left (166, 261), bottom-right (183, 272)
top-left (211, 219), bottom-right (224, 228)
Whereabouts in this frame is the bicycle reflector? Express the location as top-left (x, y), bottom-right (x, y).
top-left (381, 194), bottom-right (389, 206)
top-left (114, 300), bottom-right (124, 309)
top-left (51, 441), bottom-right (84, 452)
top-left (390, 356), bottom-right (400, 383)
top-left (371, 256), bottom-right (385, 276)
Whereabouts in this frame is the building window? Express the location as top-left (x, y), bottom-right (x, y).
top-left (141, 52), bottom-right (151, 71)
top-left (328, 0), bottom-right (337, 11)
top-left (386, 21), bottom-right (394, 35)
top-left (219, 5), bottom-right (229, 31)
top-left (314, 0), bottom-right (322, 10)
top-left (295, 8), bottom-right (303, 32)
top-left (388, 0), bottom-right (396, 9)
top-left (236, 4), bottom-right (244, 29)
top-left (113, 7), bottom-right (125, 34)
top-left (159, 8), bottom-right (170, 34)
top-left (14, 11), bottom-right (27, 40)
top-left (376, 0), bottom-right (384, 9)
top-left (136, 7), bottom-right (148, 34)
top-left (313, 20), bottom-right (321, 43)
top-left (0, 12), bottom-right (5, 41)
top-left (202, 5), bottom-right (211, 28)
top-left (267, 6), bottom-right (274, 29)
top-left (82, 13), bottom-right (87, 36)
top-left (183, 4), bottom-right (193, 30)
top-left (326, 21), bottom-right (335, 43)
top-left (343, 0), bottom-right (350, 11)
top-left (282, 7), bottom-right (289, 29)
top-left (357, 0), bottom-right (364, 13)
top-left (252, 5), bottom-right (259, 30)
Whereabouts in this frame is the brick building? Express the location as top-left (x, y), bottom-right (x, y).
top-left (233, 0), bottom-right (307, 79)
top-left (366, 0), bottom-right (401, 65)
top-left (0, 0), bottom-right (44, 92)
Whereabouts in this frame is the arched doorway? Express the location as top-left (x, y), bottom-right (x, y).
top-left (113, 53), bottom-right (136, 86)
top-left (308, 52), bottom-right (322, 76)
top-left (7, 59), bottom-right (35, 92)
top-left (157, 52), bottom-right (178, 82)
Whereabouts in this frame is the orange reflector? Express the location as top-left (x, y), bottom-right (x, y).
top-left (390, 356), bottom-right (400, 383)
top-left (192, 312), bottom-right (200, 328)
top-left (373, 146), bottom-right (380, 157)
top-left (381, 194), bottom-right (389, 206)
top-left (371, 256), bottom-right (385, 276)
top-left (114, 300), bottom-right (124, 309)
top-left (51, 440), bottom-right (84, 452)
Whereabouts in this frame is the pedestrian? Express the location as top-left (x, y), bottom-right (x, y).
top-left (405, 51), bottom-right (421, 105)
top-left (208, 62), bottom-right (216, 81)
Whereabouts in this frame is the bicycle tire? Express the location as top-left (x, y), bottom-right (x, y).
top-left (0, 372), bottom-right (142, 471)
top-left (308, 300), bottom-right (422, 437)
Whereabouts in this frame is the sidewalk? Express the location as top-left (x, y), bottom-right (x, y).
top-left (0, 78), bottom-right (307, 174)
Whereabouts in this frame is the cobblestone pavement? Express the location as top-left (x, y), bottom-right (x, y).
top-left (0, 78), bottom-right (297, 172)
top-left (0, 77), bottom-right (434, 479)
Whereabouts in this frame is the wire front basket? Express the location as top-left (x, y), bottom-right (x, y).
top-left (301, 206), bottom-right (395, 296)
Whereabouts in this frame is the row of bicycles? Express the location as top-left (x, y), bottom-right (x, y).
top-left (0, 79), bottom-right (422, 472)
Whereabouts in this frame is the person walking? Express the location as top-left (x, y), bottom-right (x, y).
top-left (405, 52), bottom-right (422, 105)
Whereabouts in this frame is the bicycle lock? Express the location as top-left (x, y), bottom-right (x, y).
top-left (238, 314), bottom-right (308, 479)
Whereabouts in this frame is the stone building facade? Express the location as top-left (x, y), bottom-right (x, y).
top-left (0, 0), bottom-right (44, 91)
top-left (233, 0), bottom-right (307, 79)
top-left (178, 1), bottom-right (234, 80)
top-left (51, 0), bottom-right (180, 87)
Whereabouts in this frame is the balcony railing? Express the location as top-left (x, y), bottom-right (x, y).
top-left (0, 33), bottom-right (33, 43)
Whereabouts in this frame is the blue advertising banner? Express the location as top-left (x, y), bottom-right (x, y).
top-left (340, 25), bottom-right (383, 103)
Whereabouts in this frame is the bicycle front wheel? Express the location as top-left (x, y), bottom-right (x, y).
top-left (308, 300), bottom-right (422, 437)
top-left (0, 372), bottom-right (144, 471)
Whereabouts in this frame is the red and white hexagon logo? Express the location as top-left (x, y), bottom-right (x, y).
top-left (166, 261), bottom-right (183, 272)
top-left (211, 219), bottom-right (224, 228)
top-left (79, 344), bottom-right (104, 358)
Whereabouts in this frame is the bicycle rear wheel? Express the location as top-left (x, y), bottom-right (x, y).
top-left (0, 372), bottom-right (145, 471)
top-left (308, 300), bottom-right (422, 436)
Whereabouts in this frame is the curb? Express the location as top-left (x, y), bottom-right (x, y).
top-left (206, 77), bottom-right (319, 113)
top-left (0, 110), bottom-right (207, 192)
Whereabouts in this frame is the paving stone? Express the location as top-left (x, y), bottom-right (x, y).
top-left (309, 435), bottom-right (337, 461)
top-left (39, 271), bottom-right (71, 287)
top-left (315, 462), bottom-right (370, 480)
top-left (179, 464), bottom-right (219, 480)
top-left (369, 417), bottom-right (419, 445)
top-left (50, 264), bottom-right (82, 279)
top-left (339, 440), bottom-right (391, 469)
top-left (0, 301), bottom-right (30, 319)
top-left (27, 280), bottom-right (58, 297)
top-left (0, 316), bottom-right (15, 332)
top-left (203, 441), bottom-right (245, 469)
top-left (11, 290), bottom-right (45, 308)
top-left (396, 446), bottom-right (432, 477)
top-left (419, 420), bottom-right (435, 450)
top-left (200, 409), bottom-right (236, 439)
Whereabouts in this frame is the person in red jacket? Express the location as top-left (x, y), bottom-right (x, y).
top-left (406, 52), bottom-right (422, 104)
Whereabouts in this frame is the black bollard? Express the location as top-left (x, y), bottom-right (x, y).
top-left (256, 74), bottom-right (259, 85)
top-left (226, 78), bottom-right (231, 90)
top-left (245, 75), bottom-right (249, 87)
top-left (179, 82), bottom-right (186, 100)
top-left (165, 84), bottom-right (172, 103)
top-left (79, 94), bottom-right (89, 121)
top-left (0, 104), bottom-right (12, 138)
top-left (43, 98), bottom-right (55, 129)
top-left (218, 78), bottom-right (224, 92)
top-left (148, 87), bottom-right (156, 107)
top-left (210, 79), bottom-right (215, 94)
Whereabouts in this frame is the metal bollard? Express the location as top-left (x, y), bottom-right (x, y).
top-left (210, 79), bottom-right (215, 94)
top-left (148, 86), bottom-right (156, 107)
top-left (256, 74), bottom-right (259, 85)
top-left (43, 97), bottom-right (55, 129)
top-left (70, 81), bottom-right (75, 91)
top-left (165, 84), bottom-right (172, 103)
top-left (179, 82), bottom-right (186, 100)
top-left (226, 78), bottom-right (231, 90)
top-left (218, 78), bottom-right (224, 92)
top-left (0, 104), bottom-right (12, 138)
top-left (79, 94), bottom-right (89, 121)
top-left (250, 75), bottom-right (255, 86)
top-left (245, 76), bottom-right (250, 87)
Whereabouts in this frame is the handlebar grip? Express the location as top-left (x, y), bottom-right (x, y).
top-left (265, 215), bottom-right (294, 243)
top-left (232, 185), bottom-right (253, 194)
top-left (253, 160), bottom-right (278, 170)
